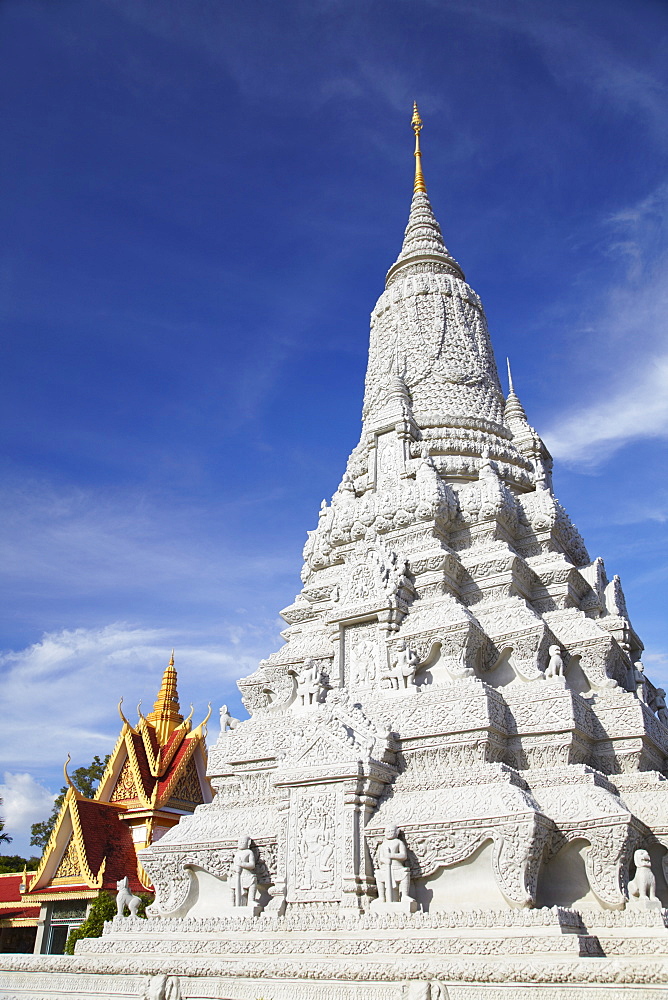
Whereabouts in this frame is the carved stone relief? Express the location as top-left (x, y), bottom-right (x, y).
top-left (287, 786), bottom-right (342, 902)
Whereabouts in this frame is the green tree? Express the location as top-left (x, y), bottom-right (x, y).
top-left (0, 854), bottom-right (40, 874)
top-left (64, 890), bottom-right (153, 955)
top-left (30, 755), bottom-right (110, 852)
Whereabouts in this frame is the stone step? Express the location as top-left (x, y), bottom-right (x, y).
top-left (596, 936), bottom-right (668, 958)
top-left (78, 929), bottom-right (604, 958)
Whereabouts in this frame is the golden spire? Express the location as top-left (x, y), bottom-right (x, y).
top-left (411, 101), bottom-right (427, 195)
top-left (146, 650), bottom-right (184, 745)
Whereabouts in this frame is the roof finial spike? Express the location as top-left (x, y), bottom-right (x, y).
top-left (411, 101), bottom-right (427, 195)
top-left (63, 753), bottom-right (76, 792)
top-left (118, 696), bottom-right (138, 734)
top-left (506, 358), bottom-right (515, 395)
top-left (504, 358), bottom-right (530, 426)
top-left (169, 648), bottom-right (175, 667)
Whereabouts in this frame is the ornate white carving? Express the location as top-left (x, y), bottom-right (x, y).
top-left (628, 849), bottom-right (659, 908)
top-left (230, 835), bottom-right (258, 908)
top-left (371, 825), bottom-right (415, 911)
top-left (294, 659), bottom-right (326, 707)
top-left (115, 876), bottom-right (141, 917)
top-left (220, 704), bottom-right (240, 731)
top-left (288, 786), bottom-right (341, 902)
top-left (381, 640), bottom-right (420, 690)
top-left (546, 645), bottom-right (565, 679)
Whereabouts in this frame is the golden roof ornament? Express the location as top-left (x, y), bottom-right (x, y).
top-left (146, 650), bottom-right (184, 745)
top-left (63, 753), bottom-right (77, 793)
top-left (411, 101), bottom-right (427, 194)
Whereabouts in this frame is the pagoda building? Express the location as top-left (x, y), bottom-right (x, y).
top-left (16, 655), bottom-right (211, 955)
top-left (2, 106), bottom-right (668, 998)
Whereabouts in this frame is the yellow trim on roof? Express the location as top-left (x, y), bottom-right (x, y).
top-left (22, 889), bottom-right (99, 902)
top-left (94, 723), bottom-right (131, 802)
top-left (122, 731), bottom-right (153, 807)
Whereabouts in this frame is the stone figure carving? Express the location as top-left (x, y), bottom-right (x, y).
top-left (295, 659), bottom-right (325, 706)
top-left (116, 876), bottom-right (142, 917)
top-left (381, 640), bottom-right (419, 689)
top-left (478, 446), bottom-right (498, 481)
top-left (230, 834), bottom-right (258, 908)
top-left (143, 974), bottom-right (182, 1000)
top-left (545, 644), bottom-right (565, 679)
top-left (374, 825), bottom-right (412, 904)
top-left (219, 704), bottom-right (240, 732)
top-left (351, 638), bottom-right (378, 686)
top-left (632, 661), bottom-right (648, 703)
top-left (391, 553), bottom-right (415, 604)
top-left (628, 849), bottom-right (658, 905)
top-left (297, 794), bottom-right (336, 892)
top-left (653, 688), bottom-right (668, 725)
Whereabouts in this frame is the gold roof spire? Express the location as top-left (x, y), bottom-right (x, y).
top-left (146, 650), bottom-right (184, 745)
top-left (411, 101), bottom-right (427, 194)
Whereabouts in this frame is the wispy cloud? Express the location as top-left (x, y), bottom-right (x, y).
top-left (543, 181), bottom-right (668, 464)
top-left (544, 356), bottom-right (668, 464)
top-left (444, 0), bottom-right (668, 142)
top-left (0, 476), bottom-right (297, 629)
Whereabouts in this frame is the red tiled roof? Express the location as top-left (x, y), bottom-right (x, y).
top-left (0, 874), bottom-right (40, 919)
top-left (160, 725), bottom-right (185, 765)
top-left (25, 798), bottom-right (147, 898)
top-left (77, 800), bottom-right (145, 894)
top-left (0, 873), bottom-right (25, 903)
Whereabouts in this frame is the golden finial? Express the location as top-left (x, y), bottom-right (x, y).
top-left (117, 697), bottom-right (138, 734)
top-left (63, 754), bottom-right (77, 792)
top-left (192, 702), bottom-right (212, 736)
top-left (169, 648), bottom-right (175, 667)
top-left (411, 101), bottom-right (427, 194)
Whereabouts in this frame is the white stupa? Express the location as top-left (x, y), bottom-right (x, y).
top-left (3, 105), bottom-right (668, 1000)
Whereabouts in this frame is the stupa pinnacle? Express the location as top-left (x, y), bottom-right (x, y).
top-left (411, 101), bottom-right (427, 194)
top-left (4, 106), bottom-right (668, 1000)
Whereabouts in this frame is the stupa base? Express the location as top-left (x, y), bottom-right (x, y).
top-left (2, 966), bottom-right (668, 1000)
top-left (2, 907), bottom-right (668, 999)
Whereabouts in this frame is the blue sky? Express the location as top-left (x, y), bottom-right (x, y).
top-left (1, 0), bottom-right (667, 855)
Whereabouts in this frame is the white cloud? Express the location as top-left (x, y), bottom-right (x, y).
top-left (544, 356), bottom-right (668, 463)
top-left (0, 772), bottom-right (55, 859)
